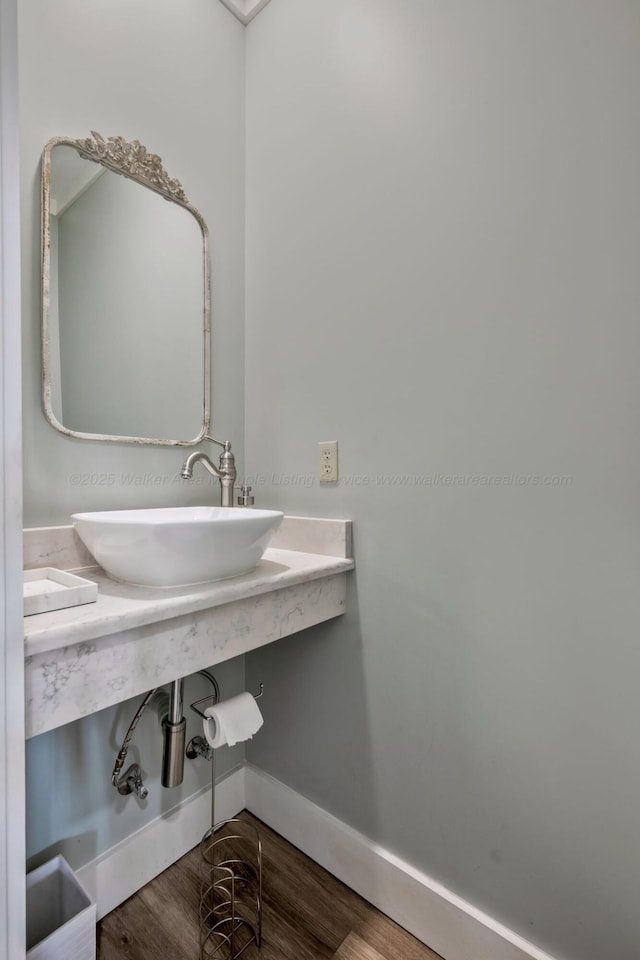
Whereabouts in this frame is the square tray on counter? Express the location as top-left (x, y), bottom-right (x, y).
top-left (24, 568), bottom-right (98, 617)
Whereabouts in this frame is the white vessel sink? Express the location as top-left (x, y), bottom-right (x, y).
top-left (72, 506), bottom-right (284, 587)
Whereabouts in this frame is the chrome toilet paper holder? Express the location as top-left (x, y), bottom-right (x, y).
top-left (190, 683), bottom-right (264, 722)
top-left (191, 677), bottom-right (265, 958)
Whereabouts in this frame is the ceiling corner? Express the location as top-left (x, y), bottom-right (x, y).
top-left (217, 0), bottom-right (274, 26)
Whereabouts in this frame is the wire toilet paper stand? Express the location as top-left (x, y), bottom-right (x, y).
top-left (192, 684), bottom-right (264, 960)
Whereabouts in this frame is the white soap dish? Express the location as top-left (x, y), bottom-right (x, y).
top-left (24, 568), bottom-right (98, 616)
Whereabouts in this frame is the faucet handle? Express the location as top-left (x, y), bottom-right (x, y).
top-left (205, 436), bottom-right (232, 452)
top-left (238, 485), bottom-right (255, 507)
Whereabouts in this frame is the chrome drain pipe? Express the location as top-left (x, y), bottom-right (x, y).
top-left (161, 678), bottom-right (186, 788)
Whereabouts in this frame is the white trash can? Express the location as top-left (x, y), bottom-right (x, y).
top-left (26, 855), bottom-right (96, 960)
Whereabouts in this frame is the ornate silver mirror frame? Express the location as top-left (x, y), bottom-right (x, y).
top-left (41, 131), bottom-right (211, 446)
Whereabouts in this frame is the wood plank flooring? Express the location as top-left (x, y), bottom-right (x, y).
top-left (332, 933), bottom-right (388, 960)
top-left (97, 811), bottom-right (443, 960)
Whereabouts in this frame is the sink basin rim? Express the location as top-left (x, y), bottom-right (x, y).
top-left (71, 506), bottom-right (283, 525)
top-left (71, 506), bottom-right (284, 587)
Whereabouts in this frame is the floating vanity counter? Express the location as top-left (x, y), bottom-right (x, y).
top-left (24, 516), bottom-right (353, 738)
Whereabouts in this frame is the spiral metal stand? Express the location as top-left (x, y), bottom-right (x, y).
top-left (199, 817), bottom-right (262, 959)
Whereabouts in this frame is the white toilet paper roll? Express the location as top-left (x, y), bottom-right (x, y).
top-left (203, 692), bottom-right (264, 748)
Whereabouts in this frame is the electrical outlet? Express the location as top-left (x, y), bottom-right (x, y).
top-left (318, 441), bottom-right (338, 483)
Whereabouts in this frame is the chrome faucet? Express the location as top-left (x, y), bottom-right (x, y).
top-left (180, 438), bottom-right (237, 507)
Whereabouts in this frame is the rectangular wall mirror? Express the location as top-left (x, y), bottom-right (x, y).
top-left (41, 132), bottom-right (211, 446)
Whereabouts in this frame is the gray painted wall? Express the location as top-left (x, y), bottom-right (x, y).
top-left (19, 0), bottom-right (247, 869)
top-left (244, 3), bottom-right (640, 960)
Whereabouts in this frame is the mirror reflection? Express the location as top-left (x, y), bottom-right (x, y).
top-left (42, 135), bottom-right (210, 445)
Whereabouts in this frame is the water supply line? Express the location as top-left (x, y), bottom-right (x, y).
top-left (111, 687), bottom-right (158, 793)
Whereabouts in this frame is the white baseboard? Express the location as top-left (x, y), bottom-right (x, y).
top-left (77, 766), bottom-right (245, 920)
top-left (244, 765), bottom-right (557, 960)
top-left (76, 761), bottom-right (558, 960)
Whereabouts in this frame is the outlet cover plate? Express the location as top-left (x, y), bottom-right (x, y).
top-left (319, 441), bottom-right (338, 483)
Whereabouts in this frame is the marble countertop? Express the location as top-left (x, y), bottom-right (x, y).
top-left (24, 547), bottom-right (354, 657)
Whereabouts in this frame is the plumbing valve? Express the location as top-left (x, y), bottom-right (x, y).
top-left (186, 735), bottom-right (214, 762)
top-left (116, 763), bottom-right (148, 799)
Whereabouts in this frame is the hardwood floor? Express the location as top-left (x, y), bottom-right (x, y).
top-left (332, 933), bottom-right (388, 960)
top-left (97, 812), bottom-right (443, 960)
